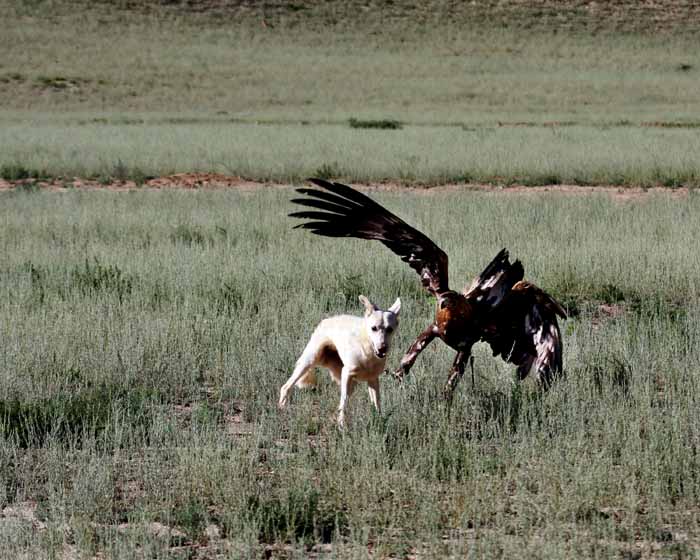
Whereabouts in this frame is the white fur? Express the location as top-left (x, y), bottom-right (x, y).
top-left (279, 295), bottom-right (400, 428)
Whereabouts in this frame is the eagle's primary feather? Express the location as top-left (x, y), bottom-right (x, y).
top-left (291, 178), bottom-right (449, 296)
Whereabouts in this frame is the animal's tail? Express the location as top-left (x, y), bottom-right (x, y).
top-left (295, 369), bottom-right (317, 388)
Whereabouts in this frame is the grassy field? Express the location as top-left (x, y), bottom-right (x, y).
top-left (4, 121), bottom-right (700, 187)
top-left (2, 0), bottom-right (700, 185)
top-left (2, 1), bottom-right (700, 557)
top-left (1, 188), bottom-right (700, 557)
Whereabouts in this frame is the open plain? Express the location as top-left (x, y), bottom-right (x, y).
top-left (1, 1), bottom-right (700, 558)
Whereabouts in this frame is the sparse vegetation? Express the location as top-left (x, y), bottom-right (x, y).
top-left (1, 0), bottom-right (700, 186)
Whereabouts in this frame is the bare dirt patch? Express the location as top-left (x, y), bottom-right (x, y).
top-left (371, 183), bottom-right (692, 202)
top-left (1, 500), bottom-right (47, 531)
top-left (146, 173), bottom-right (266, 191)
top-left (591, 303), bottom-right (628, 329)
top-left (0, 173), bottom-right (693, 201)
top-left (0, 173), bottom-right (267, 192)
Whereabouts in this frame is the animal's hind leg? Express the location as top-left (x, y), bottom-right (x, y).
top-left (279, 348), bottom-right (318, 409)
top-left (393, 324), bottom-right (438, 380)
top-left (443, 351), bottom-right (469, 400)
top-left (295, 369), bottom-right (317, 388)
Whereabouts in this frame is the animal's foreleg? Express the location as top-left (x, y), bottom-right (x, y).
top-left (337, 367), bottom-right (355, 429)
top-left (443, 351), bottom-right (470, 400)
top-left (393, 324), bottom-right (437, 381)
top-left (367, 378), bottom-right (381, 414)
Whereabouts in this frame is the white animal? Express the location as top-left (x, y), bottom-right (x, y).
top-left (278, 295), bottom-right (401, 428)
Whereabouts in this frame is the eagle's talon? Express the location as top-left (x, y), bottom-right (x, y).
top-left (442, 385), bottom-right (456, 402)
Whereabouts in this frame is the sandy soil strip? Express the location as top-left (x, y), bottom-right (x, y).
top-left (0, 172), bottom-right (692, 201)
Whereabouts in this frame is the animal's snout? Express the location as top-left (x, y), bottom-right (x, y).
top-left (375, 345), bottom-right (388, 358)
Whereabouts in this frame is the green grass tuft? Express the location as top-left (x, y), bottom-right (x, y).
top-left (348, 118), bottom-right (403, 130)
top-left (0, 383), bottom-right (154, 448)
top-left (0, 164), bottom-right (42, 181)
top-left (248, 486), bottom-right (347, 545)
top-left (70, 258), bottom-right (134, 301)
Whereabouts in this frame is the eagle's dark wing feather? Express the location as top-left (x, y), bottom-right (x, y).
top-left (290, 178), bottom-right (450, 296)
top-left (480, 280), bottom-right (566, 388)
top-left (463, 249), bottom-right (524, 308)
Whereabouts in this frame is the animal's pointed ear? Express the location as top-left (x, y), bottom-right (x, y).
top-left (359, 295), bottom-right (376, 316)
top-left (388, 297), bottom-right (401, 317)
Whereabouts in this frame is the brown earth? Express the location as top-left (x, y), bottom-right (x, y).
top-left (0, 173), bottom-right (692, 201)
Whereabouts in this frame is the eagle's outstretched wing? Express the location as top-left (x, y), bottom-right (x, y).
top-left (290, 178), bottom-right (450, 296)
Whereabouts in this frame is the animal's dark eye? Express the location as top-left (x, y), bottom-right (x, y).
top-left (386, 327), bottom-right (393, 333)
top-left (371, 326), bottom-right (378, 331)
